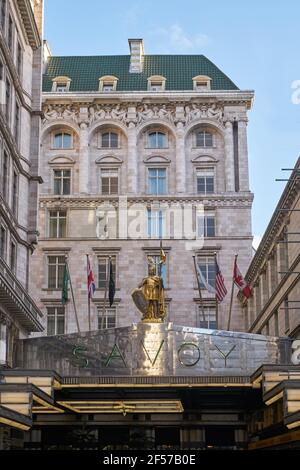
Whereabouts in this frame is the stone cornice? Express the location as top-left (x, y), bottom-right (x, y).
top-left (245, 158), bottom-right (300, 285)
top-left (42, 90), bottom-right (254, 108)
top-left (15, 0), bottom-right (42, 50)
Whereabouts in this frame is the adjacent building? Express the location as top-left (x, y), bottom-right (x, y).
top-left (243, 158), bottom-right (300, 339)
top-left (31, 38), bottom-right (254, 335)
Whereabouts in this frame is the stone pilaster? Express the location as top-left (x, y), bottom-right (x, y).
top-left (238, 119), bottom-right (250, 191)
top-left (175, 122), bottom-right (185, 193)
top-left (127, 122), bottom-right (138, 194)
top-left (79, 123), bottom-right (89, 194)
top-left (224, 120), bottom-right (235, 192)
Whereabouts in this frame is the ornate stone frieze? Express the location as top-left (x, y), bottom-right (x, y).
top-left (184, 103), bottom-right (224, 124)
top-left (43, 104), bottom-right (80, 123)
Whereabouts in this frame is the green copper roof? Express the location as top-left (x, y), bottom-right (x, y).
top-left (42, 54), bottom-right (239, 92)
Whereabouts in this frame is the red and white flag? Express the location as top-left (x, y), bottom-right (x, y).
top-left (87, 255), bottom-right (96, 299)
top-left (233, 258), bottom-right (251, 299)
top-left (215, 259), bottom-right (227, 302)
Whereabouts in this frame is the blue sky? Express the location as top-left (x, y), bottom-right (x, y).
top-left (44, 0), bottom-right (300, 246)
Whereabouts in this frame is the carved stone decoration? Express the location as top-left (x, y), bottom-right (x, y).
top-left (88, 104), bottom-right (128, 125)
top-left (43, 104), bottom-right (80, 123)
top-left (137, 103), bottom-right (175, 124)
top-left (184, 103), bottom-right (224, 124)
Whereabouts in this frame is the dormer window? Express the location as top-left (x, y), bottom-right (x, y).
top-left (99, 75), bottom-right (118, 92)
top-left (52, 76), bottom-right (71, 93)
top-left (148, 75), bottom-right (166, 92)
top-left (193, 75), bottom-right (211, 91)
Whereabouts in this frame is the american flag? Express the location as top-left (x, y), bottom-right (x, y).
top-left (215, 259), bottom-right (227, 302)
top-left (87, 255), bottom-right (96, 299)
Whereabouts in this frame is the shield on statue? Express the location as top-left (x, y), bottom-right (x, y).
top-left (131, 288), bottom-right (148, 315)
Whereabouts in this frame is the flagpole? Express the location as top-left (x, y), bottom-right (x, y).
top-left (214, 252), bottom-right (219, 328)
top-left (227, 254), bottom-right (238, 331)
top-left (65, 256), bottom-right (81, 334)
top-left (86, 254), bottom-right (91, 332)
top-left (101, 256), bottom-right (111, 330)
top-left (193, 255), bottom-right (205, 323)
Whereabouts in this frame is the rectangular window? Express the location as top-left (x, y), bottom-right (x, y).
top-left (7, 14), bottom-right (13, 51)
top-left (49, 210), bottom-right (67, 238)
top-left (14, 101), bottom-right (20, 144)
top-left (5, 79), bottom-right (10, 122)
top-left (0, 226), bottom-right (6, 259)
top-left (198, 306), bottom-right (217, 329)
top-left (56, 83), bottom-right (67, 93)
top-left (197, 256), bottom-right (216, 289)
top-left (148, 209), bottom-right (166, 238)
top-left (102, 83), bottom-right (114, 92)
top-left (147, 254), bottom-right (167, 287)
top-left (148, 168), bottom-right (166, 195)
top-left (0, 321), bottom-right (7, 364)
top-left (47, 256), bottom-right (65, 289)
top-left (10, 241), bottom-right (16, 272)
top-left (197, 169), bottom-right (215, 194)
top-left (97, 306), bottom-right (116, 329)
top-left (197, 213), bottom-right (216, 237)
top-left (100, 168), bottom-right (119, 195)
top-left (1, 151), bottom-right (8, 201)
top-left (98, 255), bottom-right (116, 288)
top-left (17, 42), bottom-right (22, 77)
top-left (0, 0), bottom-right (6, 31)
top-left (47, 306), bottom-right (65, 336)
top-left (53, 169), bottom-right (71, 195)
top-left (150, 82), bottom-right (163, 91)
top-left (12, 170), bottom-right (18, 216)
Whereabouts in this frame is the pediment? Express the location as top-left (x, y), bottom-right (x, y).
top-left (191, 155), bottom-right (218, 164)
top-left (96, 155), bottom-right (123, 165)
top-left (48, 155), bottom-right (75, 165)
top-left (144, 155), bottom-right (171, 164)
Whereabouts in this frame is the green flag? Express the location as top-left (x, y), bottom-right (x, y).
top-left (61, 263), bottom-right (69, 305)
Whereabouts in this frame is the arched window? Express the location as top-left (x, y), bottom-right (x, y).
top-left (148, 131), bottom-right (167, 149)
top-left (101, 132), bottom-right (119, 148)
top-left (53, 132), bottom-right (72, 149)
top-left (196, 131), bottom-right (213, 148)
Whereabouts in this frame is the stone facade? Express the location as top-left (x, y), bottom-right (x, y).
top-left (0, 0), bottom-right (44, 366)
top-left (244, 158), bottom-right (300, 339)
top-left (30, 39), bottom-right (254, 335)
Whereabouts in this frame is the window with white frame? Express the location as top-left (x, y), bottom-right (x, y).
top-left (101, 132), bottom-right (119, 148)
top-left (148, 76), bottom-right (166, 91)
top-left (5, 78), bottom-right (11, 122)
top-left (197, 256), bottom-right (216, 289)
top-left (10, 240), bottom-right (16, 272)
top-left (98, 255), bottom-right (116, 288)
top-left (193, 75), bottom-right (211, 91)
top-left (47, 255), bottom-right (65, 289)
top-left (148, 209), bottom-right (166, 238)
top-left (196, 131), bottom-right (213, 148)
top-left (148, 131), bottom-right (167, 149)
top-left (49, 210), bottom-right (67, 238)
top-left (97, 306), bottom-right (116, 329)
top-left (146, 253), bottom-right (168, 287)
top-left (56, 83), bottom-right (68, 92)
top-left (100, 168), bottom-right (119, 195)
top-left (52, 77), bottom-right (71, 93)
top-left (197, 169), bottom-right (215, 194)
top-left (47, 306), bottom-right (65, 335)
top-left (0, 226), bottom-right (6, 259)
top-left (1, 150), bottom-right (9, 201)
top-left (12, 170), bottom-right (18, 216)
top-left (53, 132), bottom-right (72, 149)
top-left (0, 0), bottom-right (6, 31)
top-left (53, 169), bottom-right (71, 195)
top-left (148, 168), bottom-right (167, 195)
top-left (197, 212), bottom-right (216, 237)
top-left (0, 320), bottom-right (7, 364)
top-left (197, 305), bottom-right (217, 329)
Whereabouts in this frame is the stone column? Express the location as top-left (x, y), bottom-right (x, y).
top-left (238, 119), bottom-right (250, 191)
top-left (224, 120), bottom-right (235, 192)
top-left (79, 123), bottom-right (89, 194)
top-left (175, 122), bottom-right (185, 193)
top-left (127, 122), bottom-right (138, 194)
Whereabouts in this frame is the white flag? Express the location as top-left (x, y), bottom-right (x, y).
top-left (196, 264), bottom-right (216, 294)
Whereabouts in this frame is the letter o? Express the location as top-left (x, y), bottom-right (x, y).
top-left (177, 342), bottom-right (201, 367)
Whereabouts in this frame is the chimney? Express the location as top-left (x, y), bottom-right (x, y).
top-left (128, 39), bottom-right (145, 73)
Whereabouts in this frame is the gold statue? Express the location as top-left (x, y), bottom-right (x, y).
top-left (132, 255), bottom-right (166, 323)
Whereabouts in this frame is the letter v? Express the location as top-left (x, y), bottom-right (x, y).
top-left (141, 340), bottom-right (164, 366)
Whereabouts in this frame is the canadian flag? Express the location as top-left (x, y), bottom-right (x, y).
top-left (233, 258), bottom-right (252, 299)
